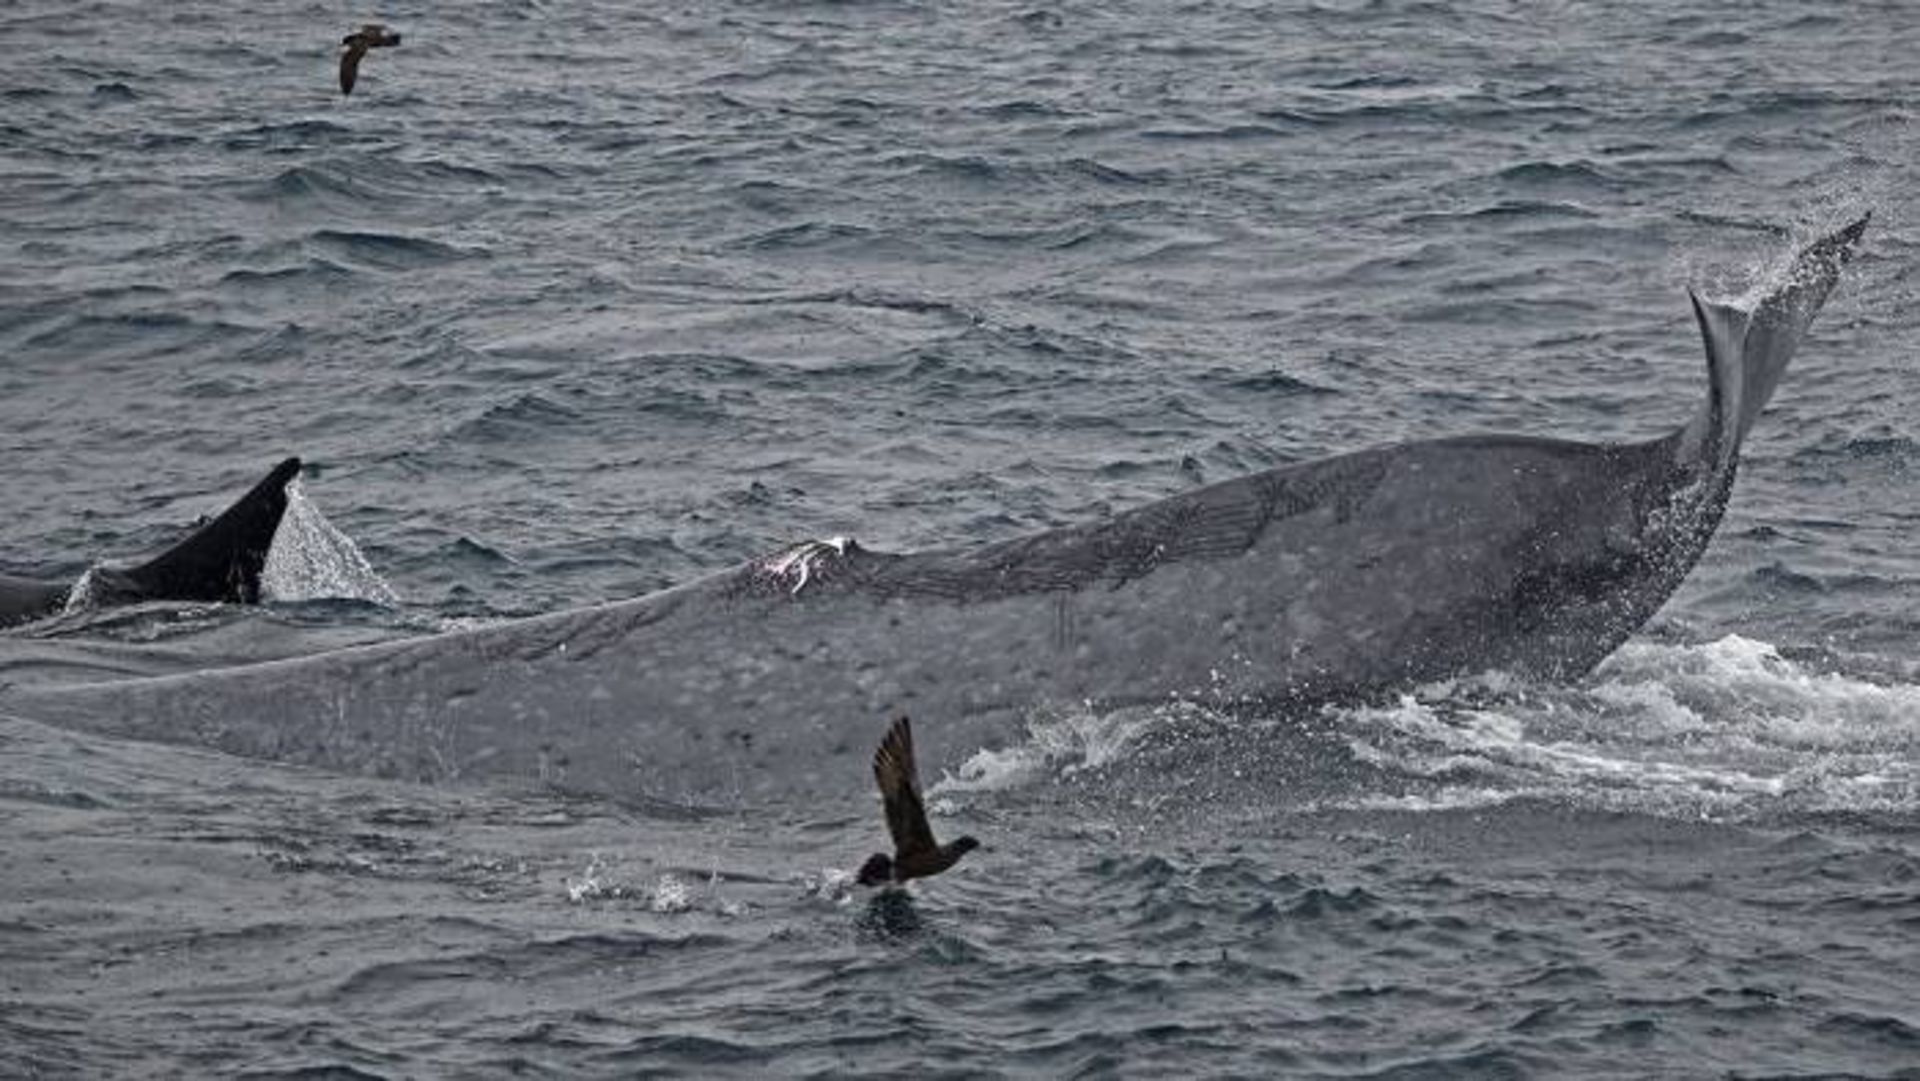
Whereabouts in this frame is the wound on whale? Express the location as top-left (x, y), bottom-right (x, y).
top-left (0, 457), bottom-right (301, 630)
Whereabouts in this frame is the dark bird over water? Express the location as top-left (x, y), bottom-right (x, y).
top-left (857, 716), bottom-right (980, 887)
top-left (339, 23), bottom-right (401, 96)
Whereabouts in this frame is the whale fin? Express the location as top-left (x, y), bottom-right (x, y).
top-left (1687, 288), bottom-right (1748, 470)
top-left (119, 457), bottom-right (303, 605)
top-left (1684, 214), bottom-right (1869, 466)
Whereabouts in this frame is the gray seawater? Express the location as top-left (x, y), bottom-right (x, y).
top-left (3, 0), bottom-right (1918, 1076)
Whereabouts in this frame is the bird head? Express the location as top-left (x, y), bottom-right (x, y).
top-left (856, 852), bottom-right (894, 887)
top-left (951, 836), bottom-right (981, 856)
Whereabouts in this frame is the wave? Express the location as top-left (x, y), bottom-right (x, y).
top-left (218, 119), bottom-right (356, 151)
top-left (1137, 123), bottom-right (1298, 143)
top-left (975, 98), bottom-right (1073, 120)
top-left (1215, 368), bottom-right (1338, 398)
top-left (86, 81), bottom-right (137, 105)
top-left (723, 220), bottom-right (879, 254)
top-left (242, 158), bottom-right (505, 216)
top-left (1792, 434), bottom-right (1920, 466)
top-left (217, 260), bottom-right (354, 292)
top-left (739, 285), bottom-right (973, 321)
top-left (18, 309), bottom-right (255, 363)
top-left (249, 163), bottom-right (379, 207)
top-left (447, 392), bottom-right (585, 445)
top-left (1400, 200), bottom-right (1602, 227)
top-left (305, 229), bottom-right (488, 271)
top-left (877, 151), bottom-right (1152, 190)
top-left (1491, 159), bottom-right (1625, 191)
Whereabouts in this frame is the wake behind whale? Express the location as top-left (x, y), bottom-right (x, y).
top-left (0, 218), bottom-right (1870, 809)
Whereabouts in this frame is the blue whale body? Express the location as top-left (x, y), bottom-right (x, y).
top-left (0, 220), bottom-right (1868, 807)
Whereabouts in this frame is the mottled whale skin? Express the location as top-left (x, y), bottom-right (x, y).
top-left (1, 221), bottom-right (1867, 806)
top-left (0, 458), bottom-right (302, 630)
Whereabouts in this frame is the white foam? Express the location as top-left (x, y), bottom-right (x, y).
top-left (1337, 636), bottom-right (1919, 818)
top-left (935, 700), bottom-right (1212, 795)
top-left (905, 635), bottom-right (1912, 822)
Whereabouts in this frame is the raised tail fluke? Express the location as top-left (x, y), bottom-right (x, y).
top-left (121, 457), bottom-right (303, 605)
top-left (1685, 214), bottom-right (1870, 467)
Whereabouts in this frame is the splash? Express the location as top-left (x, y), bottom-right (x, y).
top-left (261, 481), bottom-right (399, 605)
top-left (562, 857), bottom-right (716, 914)
top-left (1336, 636), bottom-right (1920, 819)
top-left (801, 867), bottom-right (858, 905)
top-left (59, 567), bottom-right (102, 614)
top-left (649, 873), bottom-right (693, 913)
top-left (564, 852), bottom-right (615, 903)
top-left (1683, 200), bottom-right (1875, 313)
top-left (925, 638), bottom-right (1916, 823)
top-left (937, 700), bottom-right (1223, 795)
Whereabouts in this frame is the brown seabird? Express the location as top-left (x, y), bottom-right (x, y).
top-left (339, 24), bottom-right (402, 96)
top-left (857, 716), bottom-right (980, 887)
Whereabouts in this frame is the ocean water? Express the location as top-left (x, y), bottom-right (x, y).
top-left (3, 0), bottom-right (1918, 1076)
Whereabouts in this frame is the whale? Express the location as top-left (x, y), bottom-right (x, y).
top-left (0, 457), bottom-right (302, 631)
top-left (0, 219), bottom-right (1868, 808)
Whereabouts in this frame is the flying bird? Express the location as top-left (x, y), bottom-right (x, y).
top-left (857, 716), bottom-right (980, 888)
top-left (339, 24), bottom-right (402, 96)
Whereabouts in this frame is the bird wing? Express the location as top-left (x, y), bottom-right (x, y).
top-left (339, 43), bottom-right (365, 95)
top-left (872, 716), bottom-right (938, 859)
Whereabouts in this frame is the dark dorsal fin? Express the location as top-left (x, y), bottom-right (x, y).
top-left (123, 457), bottom-right (302, 605)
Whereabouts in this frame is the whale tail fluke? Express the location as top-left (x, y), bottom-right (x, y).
top-left (1686, 214), bottom-right (1869, 466)
top-left (118, 457), bottom-right (303, 606)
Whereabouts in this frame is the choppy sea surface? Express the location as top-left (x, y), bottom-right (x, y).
top-left (3, 1), bottom-right (1917, 1076)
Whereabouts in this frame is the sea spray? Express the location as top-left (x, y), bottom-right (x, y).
top-left (262, 480), bottom-right (399, 606)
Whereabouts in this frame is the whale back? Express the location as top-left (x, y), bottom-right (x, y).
top-left (0, 575), bottom-right (71, 628)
